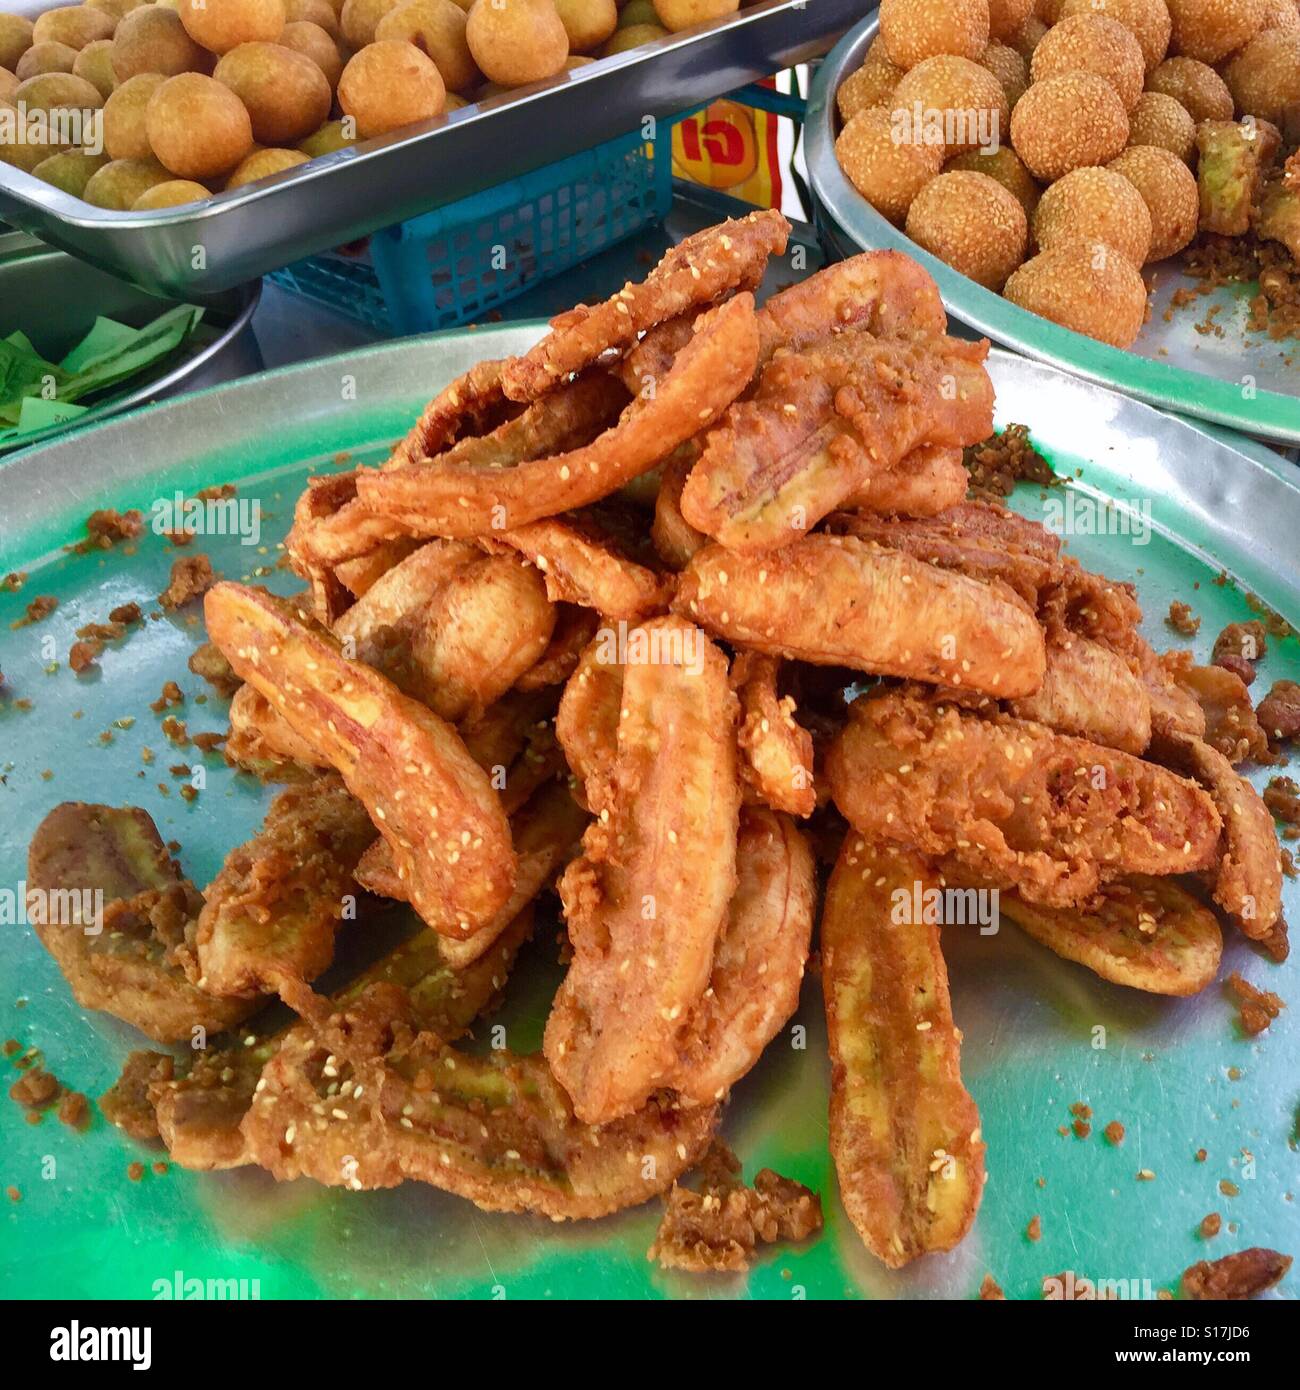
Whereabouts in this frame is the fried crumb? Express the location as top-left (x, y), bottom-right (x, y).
top-left (149, 681), bottom-right (184, 713)
top-left (1265, 775), bottom-right (1300, 829)
top-left (127, 1161), bottom-right (145, 1182)
top-left (1181, 1247), bottom-right (1292, 1300)
top-left (1258, 681), bottom-right (1300, 748)
top-left (152, 1161), bottom-right (169, 1176)
top-left (57, 1090), bottom-right (89, 1131)
top-left (108, 602), bottom-right (142, 626)
top-left (8, 1065), bottom-right (59, 1110)
top-left (5, 1186), bottom-right (19, 1202)
top-left (1212, 620), bottom-right (1268, 685)
top-left (1027, 1214), bottom-right (1042, 1241)
top-left (187, 641), bottom-right (241, 697)
top-left (192, 731), bottom-right (225, 752)
top-left (1227, 971), bottom-right (1285, 1035)
top-left (1137, 1169), bottom-right (1156, 1181)
top-left (1167, 601), bottom-right (1200, 637)
top-left (979, 1272), bottom-right (1005, 1300)
top-left (11, 595), bottom-right (57, 629)
top-left (1220, 1179), bottom-right (1240, 1198)
top-left (1200, 1212), bottom-right (1222, 1239)
top-left (68, 639), bottom-right (103, 673)
top-left (2, 572), bottom-right (26, 592)
top-left (1104, 1120), bottom-right (1125, 1145)
top-left (963, 423), bottom-right (1056, 499)
top-left (161, 716), bottom-right (189, 747)
top-left (158, 553), bottom-right (217, 610)
top-left (78, 509), bottom-right (144, 553)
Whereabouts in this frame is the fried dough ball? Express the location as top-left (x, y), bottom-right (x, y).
top-left (33, 6), bottom-right (118, 49)
top-left (1260, 0), bottom-right (1299, 32)
top-left (0, 14), bottom-right (33, 72)
top-left (225, 143), bottom-right (308, 184)
top-left (987, 0), bottom-right (1033, 41)
top-left (15, 70), bottom-right (103, 110)
top-left (978, 38), bottom-right (1027, 106)
top-left (601, 20), bottom-right (665, 51)
top-left (146, 71), bottom-right (254, 178)
top-left (1108, 144), bottom-right (1198, 259)
top-left (551, 0), bottom-right (617, 52)
top-left (891, 54), bottom-right (1009, 154)
top-left (376, 0), bottom-right (480, 91)
top-left (1010, 71), bottom-right (1128, 181)
top-left (945, 143), bottom-right (1041, 214)
top-left (651, 0), bottom-right (738, 30)
top-left (285, 0), bottom-right (340, 33)
top-left (878, 0), bottom-right (990, 67)
top-left (0, 107), bottom-right (63, 171)
top-left (1004, 239), bottom-right (1147, 346)
top-left (1058, 0), bottom-right (1171, 71)
top-left (337, 38), bottom-right (445, 135)
top-left (277, 19), bottom-right (344, 86)
top-left (102, 71), bottom-right (163, 158)
top-left (1007, 13), bottom-right (1046, 56)
top-left (1034, 0), bottom-right (1063, 20)
top-left (298, 115), bottom-right (356, 153)
top-left (835, 103), bottom-right (945, 223)
top-left (340, 0), bottom-right (401, 46)
top-left (132, 177), bottom-right (210, 206)
top-left (1222, 30), bottom-right (1300, 126)
top-left (837, 40), bottom-right (906, 121)
top-left (214, 41), bottom-right (331, 144)
top-left (1145, 55), bottom-right (1232, 122)
top-left (1126, 90), bottom-right (1193, 160)
top-left (1166, 0), bottom-right (1263, 63)
top-left (618, 0), bottom-right (657, 24)
top-left (905, 168), bottom-right (1028, 287)
top-left (73, 37), bottom-right (116, 96)
top-left (82, 153), bottom-right (171, 206)
top-left (16, 41), bottom-right (77, 78)
top-left (179, 0), bottom-right (286, 53)
top-left (466, 0), bottom-right (568, 86)
top-left (112, 6), bottom-right (208, 78)
top-left (1032, 165), bottom-right (1152, 266)
top-left (0, 65), bottom-right (17, 103)
top-left (86, 0), bottom-right (151, 17)
top-left (1031, 13), bottom-right (1144, 111)
top-left (32, 146), bottom-right (107, 193)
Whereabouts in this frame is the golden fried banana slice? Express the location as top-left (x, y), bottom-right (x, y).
top-left (194, 774), bottom-right (377, 999)
top-left (999, 876), bottom-right (1223, 996)
top-left (27, 803), bottom-right (256, 1043)
top-left (555, 631), bottom-right (623, 812)
top-left (841, 444), bottom-right (968, 518)
top-left (651, 442), bottom-right (708, 570)
top-left (515, 603), bottom-right (600, 691)
top-left (679, 333), bottom-right (994, 552)
top-left (546, 616), bottom-right (741, 1125)
top-left (204, 583), bottom-right (515, 937)
top-left (333, 538), bottom-right (479, 656)
top-left (1009, 635), bottom-right (1152, 755)
top-left (822, 838), bottom-right (986, 1268)
top-left (225, 683), bottom-right (331, 780)
top-left (1155, 733), bottom-right (1283, 939)
top-left (384, 358), bottom-right (512, 470)
top-left (668, 807), bottom-right (815, 1106)
top-left (676, 535), bottom-right (1046, 699)
top-left (827, 691), bottom-right (1223, 908)
top-left (333, 537), bottom-right (422, 598)
top-left (151, 908), bottom-right (535, 1170)
top-left (502, 209), bottom-right (788, 401)
top-left (1169, 660), bottom-right (1271, 765)
top-left (732, 652), bottom-right (815, 817)
top-left (356, 295), bottom-right (760, 537)
top-left (241, 980), bottom-right (718, 1216)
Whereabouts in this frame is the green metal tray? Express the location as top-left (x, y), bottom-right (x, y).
top-left (0, 329), bottom-right (1297, 1300)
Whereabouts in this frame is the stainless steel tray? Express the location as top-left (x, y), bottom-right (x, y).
top-left (0, 0), bottom-right (856, 299)
top-left (805, 16), bottom-right (1300, 444)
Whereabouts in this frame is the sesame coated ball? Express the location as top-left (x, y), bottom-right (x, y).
top-left (1032, 165), bottom-right (1153, 266)
top-left (1145, 55), bottom-right (1233, 122)
top-left (837, 39), bottom-right (905, 121)
top-left (1259, 0), bottom-right (1300, 32)
top-left (1004, 239), bottom-right (1148, 346)
top-left (988, 0), bottom-right (1034, 41)
top-left (1108, 144), bottom-right (1199, 259)
top-left (1058, 0), bottom-right (1171, 71)
top-left (879, 0), bottom-right (990, 68)
top-left (1166, 0), bottom-right (1264, 63)
top-left (835, 104), bottom-right (946, 223)
top-left (1011, 71), bottom-right (1129, 181)
top-left (1126, 90), bottom-right (1194, 161)
top-left (1031, 13), bottom-right (1145, 111)
top-left (1222, 30), bottom-right (1300, 127)
top-left (979, 38), bottom-right (1028, 106)
top-left (905, 168), bottom-right (1029, 287)
top-left (945, 144), bottom-right (1042, 214)
top-left (891, 54), bottom-right (1010, 154)
top-left (1008, 14), bottom-right (1047, 57)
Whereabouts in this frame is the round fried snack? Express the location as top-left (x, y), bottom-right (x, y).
top-left (0, 14), bottom-right (34, 72)
top-left (944, 144), bottom-right (1040, 215)
top-left (298, 115), bottom-right (356, 154)
top-left (1010, 71), bottom-right (1128, 181)
top-left (31, 146), bottom-right (108, 194)
top-left (1223, 29), bottom-right (1300, 126)
top-left (651, 0), bottom-right (738, 30)
top-left (1004, 240), bottom-right (1147, 347)
top-left (978, 37), bottom-right (1026, 105)
top-left (1145, 55), bottom-right (1233, 123)
top-left (16, 41), bottom-right (78, 78)
top-left (1031, 12), bottom-right (1145, 111)
top-left (837, 105), bottom-right (945, 224)
top-left (103, 70), bottom-right (163, 159)
top-left (14, 70), bottom-right (103, 110)
top-left (905, 168), bottom-right (1028, 289)
top-left (179, 0), bottom-right (286, 53)
top-left (337, 39), bottom-right (445, 137)
top-left (277, 18), bottom-right (344, 86)
top-left (286, 0), bottom-right (340, 31)
top-left (375, 0), bottom-right (480, 91)
top-left (214, 40), bottom-right (331, 144)
top-left (466, 0), bottom-right (568, 85)
top-left (1108, 144), bottom-right (1199, 260)
top-left (146, 72), bottom-right (254, 179)
top-left (552, 0), bottom-right (617, 51)
top-left (879, 0), bottom-right (990, 66)
top-left (72, 37), bottom-right (116, 97)
top-left (837, 40), bottom-right (905, 121)
top-left (0, 107), bottom-right (63, 172)
top-left (111, 5), bottom-right (209, 78)
top-left (1007, 12), bottom-right (1045, 56)
top-left (891, 54), bottom-right (1009, 155)
top-left (225, 143), bottom-right (308, 185)
top-left (133, 176), bottom-right (210, 206)
top-left (1166, 0), bottom-right (1264, 63)
top-left (340, 0), bottom-right (401, 46)
top-left (87, 0), bottom-right (151, 17)
top-left (601, 21), bottom-right (665, 53)
top-left (1261, 0), bottom-right (1299, 31)
top-left (1032, 165), bottom-right (1152, 268)
top-left (1058, 0), bottom-right (1171, 71)
top-left (82, 154), bottom-right (172, 207)
top-left (34, 6), bottom-right (118, 49)
top-left (1125, 90), bottom-right (1194, 161)
top-left (987, 0), bottom-right (1032, 41)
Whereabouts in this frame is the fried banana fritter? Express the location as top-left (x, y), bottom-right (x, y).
top-left (1009, 634), bottom-right (1153, 754)
top-left (677, 535), bottom-right (1046, 698)
top-left (204, 583), bottom-right (515, 938)
top-left (555, 634), bottom-right (624, 813)
top-left (651, 442), bottom-right (708, 571)
top-left (841, 443), bottom-right (968, 518)
top-left (822, 839), bottom-right (986, 1268)
top-left (225, 683), bottom-right (330, 780)
top-left (732, 652), bottom-right (816, 818)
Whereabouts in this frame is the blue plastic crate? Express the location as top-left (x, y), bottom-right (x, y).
top-left (268, 124), bottom-right (674, 335)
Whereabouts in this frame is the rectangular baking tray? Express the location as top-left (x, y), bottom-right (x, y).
top-left (0, 0), bottom-right (857, 299)
top-left (0, 326), bottom-right (1297, 1299)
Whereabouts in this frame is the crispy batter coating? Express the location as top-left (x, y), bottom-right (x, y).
top-left (1196, 119), bottom-right (1278, 237)
top-left (1181, 1247), bottom-right (1292, 1300)
top-left (194, 774), bottom-right (377, 999)
top-left (999, 875), bottom-right (1222, 995)
top-left (357, 295), bottom-right (760, 537)
top-left (841, 444), bottom-right (969, 517)
top-left (651, 442), bottom-right (708, 570)
top-left (500, 209), bottom-right (788, 401)
top-left (383, 358), bottom-right (512, 470)
top-left (555, 630), bottom-right (624, 812)
top-left (1009, 634), bottom-right (1153, 754)
top-left (546, 616), bottom-right (741, 1124)
top-left (822, 838), bottom-right (986, 1268)
top-left (27, 803), bottom-right (255, 1042)
top-left (732, 652), bottom-right (816, 817)
top-left (225, 682), bottom-right (330, 780)
top-left (1168, 659), bottom-right (1271, 765)
top-left (101, 1050), bottom-right (174, 1141)
top-left (680, 332), bottom-right (994, 552)
top-left (333, 538), bottom-right (422, 599)
top-left (827, 691), bottom-right (1223, 906)
top-left (676, 535), bottom-right (1046, 698)
top-left (516, 603), bottom-right (601, 691)
top-left (1138, 644), bottom-right (1208, 742)
top-left (204, 583), bottom-right (515, 937)
top-left (333, 538), bottom-right (479, 659)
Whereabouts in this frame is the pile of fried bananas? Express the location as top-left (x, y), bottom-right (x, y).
top-left (30, 208), bottom-right (1287, 1269)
